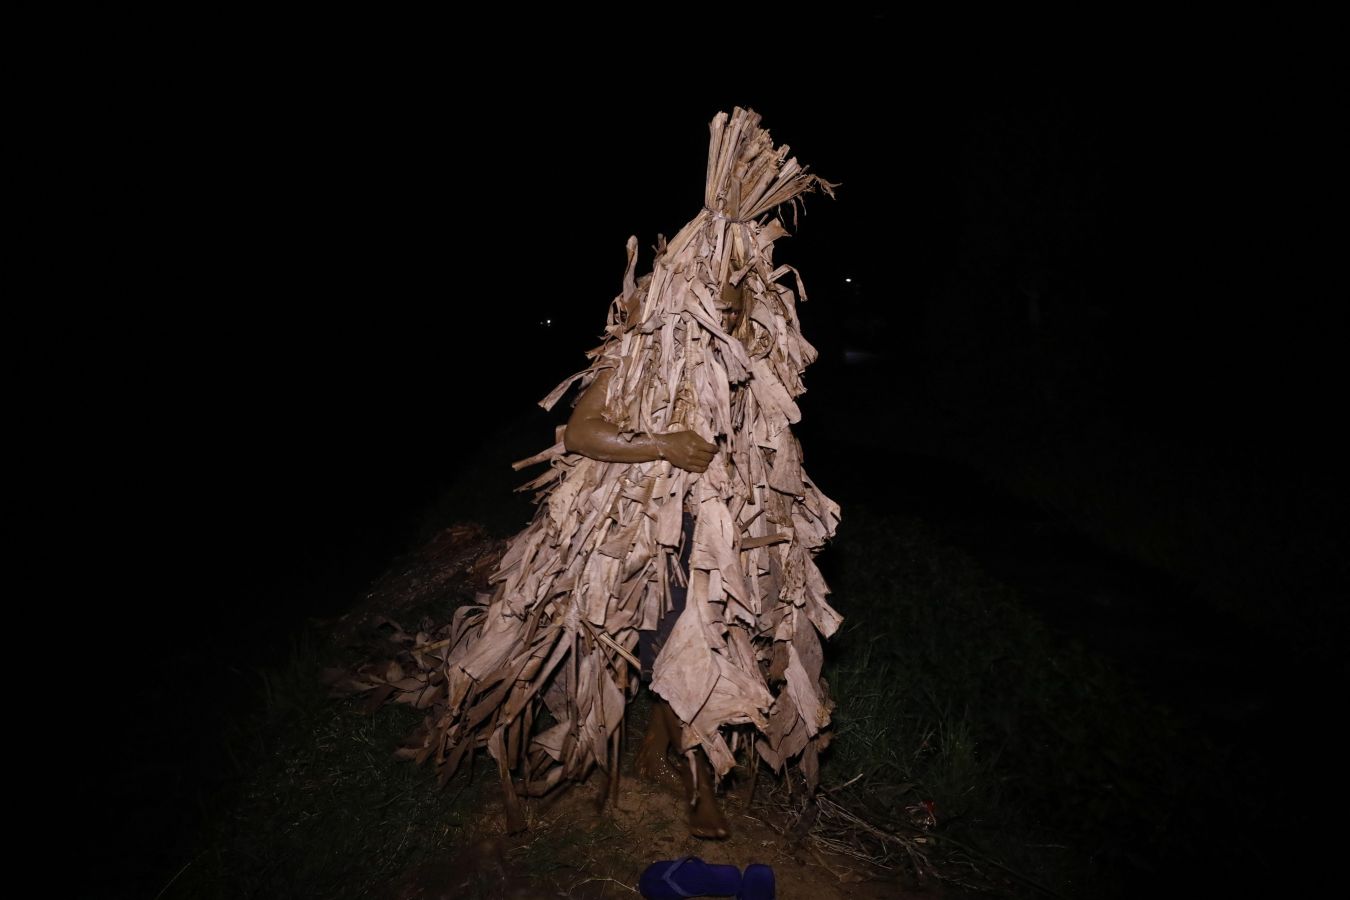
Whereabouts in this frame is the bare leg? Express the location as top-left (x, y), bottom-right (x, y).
top-left (636, 691), bottom-right (670, 780)
top-left (648, 697), bottom-right (730, 839)
top-left (684, 743), bottom-right (731, 840)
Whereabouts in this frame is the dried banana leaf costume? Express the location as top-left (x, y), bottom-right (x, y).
top-left (396, 109), bottom-right (839, 827)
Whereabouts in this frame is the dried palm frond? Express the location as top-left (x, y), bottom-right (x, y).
top-left (343, 107), bottom-right (840, 830)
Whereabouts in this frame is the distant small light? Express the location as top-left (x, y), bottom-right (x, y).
top-left (546, 319), bottom-right (552, 325)
top-left (844, 277), bottom-right (852, 283)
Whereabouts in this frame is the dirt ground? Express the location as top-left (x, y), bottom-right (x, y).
top-left (387, 731), bottom-right (933, 900)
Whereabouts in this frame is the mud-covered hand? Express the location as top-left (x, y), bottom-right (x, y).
top-left (654, 431), bottom-right (718, 473)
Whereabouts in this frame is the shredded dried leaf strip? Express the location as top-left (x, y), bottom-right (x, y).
top-left (340, 108), bottom-right (840, 826)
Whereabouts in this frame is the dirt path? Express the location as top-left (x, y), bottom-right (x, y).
top-left (388, 778), bottom-right (921, 899)
top-left (387, 705), bottom-right (925, 900)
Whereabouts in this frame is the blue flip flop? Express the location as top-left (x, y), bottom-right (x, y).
top-left (638, 856), bottom-right (742, 899)
top-left (738, 863), bottom-right (775, 900)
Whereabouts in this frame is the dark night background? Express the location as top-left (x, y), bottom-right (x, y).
top-left (89, 16), bottom-right (1343, 897)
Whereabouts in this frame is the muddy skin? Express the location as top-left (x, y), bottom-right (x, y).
top-left (637, 695), bottom-right (731, 840)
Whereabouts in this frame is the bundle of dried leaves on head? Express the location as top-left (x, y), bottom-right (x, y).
top-left (340, 107), bottom-right (841, 830)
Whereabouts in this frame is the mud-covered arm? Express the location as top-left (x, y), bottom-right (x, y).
top-left (564, 370), bottom-right (717, 473)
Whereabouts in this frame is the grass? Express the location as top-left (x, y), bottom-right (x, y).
top-left (817, 507), bottom-right (1238, 895)
top-left (170, 633), bottom-right (487, 899)
top-left (905, 393), bottom-right (1348, 675)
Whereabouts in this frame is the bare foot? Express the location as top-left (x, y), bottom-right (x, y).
top-left (688, 775), bottom-right (731, 839)
top-left (645, 697), bottom-right (731, 838)
top-left (686, 745), bottom-right (731, 839)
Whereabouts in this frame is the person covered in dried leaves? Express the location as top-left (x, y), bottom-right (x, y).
top-left (563, 272), bottom-right (750, 838)
top-left (364, 109), bottom-right (842, 848)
